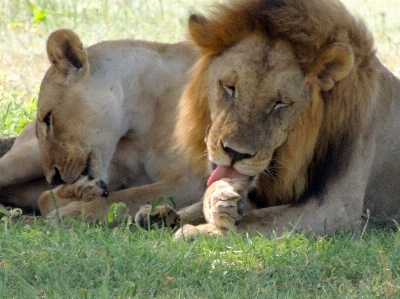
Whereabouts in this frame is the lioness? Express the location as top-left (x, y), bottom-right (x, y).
top-left (0, 29), bottom-right (205, 219)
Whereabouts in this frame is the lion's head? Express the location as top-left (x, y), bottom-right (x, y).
top-left (176, 0), bottom-right (378, 207)
top-left (36, 29), bottom-right (125, 185)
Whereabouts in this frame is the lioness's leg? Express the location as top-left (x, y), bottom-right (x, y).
top-left (40, 174), bottom-right (205, 223)
top-left (38, 177), bottom-right (108, 216)
top-left (0, 178), bottom-right (51, 212)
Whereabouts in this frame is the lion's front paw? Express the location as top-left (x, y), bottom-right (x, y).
top-left (204, 179), bottom-right (249, 230)
top-left (174, 223), bottom-right (226, 240)
top-left (135, 204), bottom-right (180, 229)
top-left (72, 176), bottom-right (109, 200)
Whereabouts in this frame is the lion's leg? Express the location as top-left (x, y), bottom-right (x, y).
top-left (175, 223), bottom-right (226, 239)
top-left (175, 189), bottom-right (360, 239)
top-left (175, 133), bottom-right (375, 238)
top-left (174, 179), bottom-right (252, 238)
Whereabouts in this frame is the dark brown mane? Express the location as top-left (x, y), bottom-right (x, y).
top-left (190, 0), bottom-right (376, 70)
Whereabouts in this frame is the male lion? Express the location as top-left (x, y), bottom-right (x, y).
top-left (0, 29), bottom-right (205, 219)
top-left (137, 0), bottom-right (400, 237)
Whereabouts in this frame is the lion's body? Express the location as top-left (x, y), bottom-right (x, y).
top-left (168, 0), bottom-right (400, 236)
top-left (0, 31), bottom-right (205, 215)
top-left (364, 69), bottom-right (400, 220)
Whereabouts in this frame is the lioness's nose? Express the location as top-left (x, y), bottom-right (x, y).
top-left (221, 141), bottom-right (256, 164)
top-left (51, 167), bottom-right (65, 185)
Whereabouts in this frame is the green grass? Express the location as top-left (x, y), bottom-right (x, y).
top-left (1, 216), bottom-right (400, 298)
top-left (1, 0), bottom-right (400, 298)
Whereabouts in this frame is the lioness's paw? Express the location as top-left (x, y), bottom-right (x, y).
top-left (204, 179), bottom-right (248, 230)
top-left (135, 204), bottom-right (180, 229)
top-left (39, 178), bottom-right (108, 217)
top-left (46, 201), bottom-right (97, 222)
top-left (73, 176), bottom-right (108, 200)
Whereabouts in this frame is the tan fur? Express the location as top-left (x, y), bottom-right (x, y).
top-left (3, 1), bottom-right (400, 239)
top-left (0, 29), bottom-right (206, 217)
top-left (168, 0), bottom-right (400, 237)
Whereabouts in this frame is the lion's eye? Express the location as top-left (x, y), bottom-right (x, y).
top-left (222, 84), bottom-right (236, 98)
top-left (273, 101), bottom-right (287, 111)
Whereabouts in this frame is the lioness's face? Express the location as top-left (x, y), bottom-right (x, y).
top-left (205, 34), bottom-right (310, 176)
top-left (36, 74), bottom-right (123, 185)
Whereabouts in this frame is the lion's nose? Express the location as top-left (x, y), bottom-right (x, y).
top-left (221, 141), bottom-right (256, 164)
top-left (51, 167), bottom-right (65, 185)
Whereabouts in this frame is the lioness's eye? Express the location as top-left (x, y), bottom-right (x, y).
top-left (43, 111), bottom-right (52, 132)
top-left (43, 111), bottom-right (51, 125)
top-left (222, 84), bottom-right (236, 98)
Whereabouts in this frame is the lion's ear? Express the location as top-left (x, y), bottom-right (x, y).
top-left (188, 14), bottom-right (232, 55)
top-left (46, 29), bottom-right (89, 79)
top-left (311, 43), bottom-right (354, 91)
top-left (188, 14), bottom-right (215, 51)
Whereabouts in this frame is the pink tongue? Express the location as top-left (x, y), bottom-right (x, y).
top-left (207, 165), bottom-right (249, 187)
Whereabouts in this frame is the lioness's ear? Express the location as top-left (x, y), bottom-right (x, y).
top-left (311, 43), bottom-right (354, 91)
top-left (46, 29), bottom-right (89, 78)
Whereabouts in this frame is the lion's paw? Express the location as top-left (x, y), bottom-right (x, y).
top-left (135, 204), bottom-right (180, 229)
top-left (204, 179), bottom-right (249, 230)
top-left (174, 223), bottom-right (226, 240)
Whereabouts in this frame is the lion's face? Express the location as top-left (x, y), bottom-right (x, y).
top-left (205, 35), bottom-right (309, 177)
top-left (37, 75), bottom-right (123, 185)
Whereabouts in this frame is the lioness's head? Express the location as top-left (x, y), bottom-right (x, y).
top-left (175, 0), bottom-right (369, 204)
top-left (36, 29), bottom-right (125, 184)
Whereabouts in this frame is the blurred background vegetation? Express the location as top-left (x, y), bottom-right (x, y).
top-left (0, 0), bottom-right (399, 137)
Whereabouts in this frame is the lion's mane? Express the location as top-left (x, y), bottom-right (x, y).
top-left (175, 0), bottom-right (379, 206)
